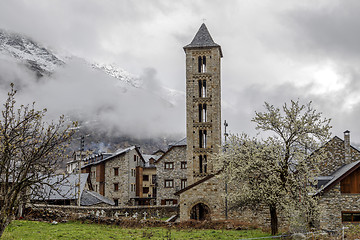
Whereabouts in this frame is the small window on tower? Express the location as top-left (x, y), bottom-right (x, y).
top-left (202, 56), bottom-right (206, 73)
top-left (198, 56), bottom-right (202, 73)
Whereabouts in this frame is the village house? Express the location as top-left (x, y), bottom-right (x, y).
top-left (155, 138), bottom-right (187, 206)
top-left (81, 146), bottom-right (144, 206)
top-left (314, 130), bottom-right (360, 230)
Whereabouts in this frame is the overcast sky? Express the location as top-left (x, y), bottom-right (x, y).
top-left (1, 0), bottom-right (360, 143)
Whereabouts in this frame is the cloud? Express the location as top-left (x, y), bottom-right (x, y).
top-left (0, 58), bottom-right (185, 139)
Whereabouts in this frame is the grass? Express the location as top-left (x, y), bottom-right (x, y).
top-left (2, 220), bottom-right (271, 240)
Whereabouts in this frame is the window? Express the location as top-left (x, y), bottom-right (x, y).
top-left (198, 104), bottom-right (207, 122)
top-left (143, 187), bottom-right (149, 194)
top-left (134, 155), bottom-right (136, 161)
top-left (199, 155), bottom-right (207, 174)
top-left (199, 130), bottom-right (207, 148)
top-left (198, 56), bottom-right (206, 73)
top-left (165, 162), bottom-right (174, 169)
top-left (114, 183), bottom-right (119, 192)
top-left (342, 212), bottom-right (360, 222)
top-left (181, 162), bottom-right (187, 169)
top-left (114, 167), bottom-right (119, 176)
top-left (143, 175), bottom-right (149, 181)
top-left (198, 80), bottom-right (206, 97)
top-left (131, 169), bottom-right (136, 177)
top-left (152, 175), bottom-right (157, 184)
top-left (165, 180), bottom-right (174, 188)
top-left (166, 200), bottom-right (174, 205)
top-left (181, 179), bottom-right (187, 189)
top-left (131, 183), bottom-right (135, 192)
top-left (114, 199), bottom-right (119, 206)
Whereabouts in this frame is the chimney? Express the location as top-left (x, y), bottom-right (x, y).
top-left (344, 130), bottom-right (351, 163)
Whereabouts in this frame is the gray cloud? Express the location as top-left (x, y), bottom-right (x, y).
top-left (1, 0), bottom-right (360, 144)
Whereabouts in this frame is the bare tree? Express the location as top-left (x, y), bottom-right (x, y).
top-left (220, 100), bottom-right (331, 235)
top-left (0, 84), bottom-right (76, 236)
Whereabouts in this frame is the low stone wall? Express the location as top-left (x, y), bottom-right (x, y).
top-left (29, 204), bottom-right (179, 220)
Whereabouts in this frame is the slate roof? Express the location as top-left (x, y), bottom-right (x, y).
top-left (82, 146), bottom-right (139, 168)
top-left (184, 23), bottom-right (223, 57)
top-left (315, 160), bottom-right (360, 196)
top-left (81, 190), bottom-right (115, 206)
top-left (155, 138), bottom-right (186, 164)
top-left (169, 137), bottom-right (187, 148)
top-left (142, 154), bottom-right (160, 168)
top-left (32, 173), bottom-right (88, 201)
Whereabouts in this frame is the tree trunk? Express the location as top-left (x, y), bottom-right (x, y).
top-left (269, 204), bottom-right (278, 235)
top-left (0, 217), bottom-right (10, 238)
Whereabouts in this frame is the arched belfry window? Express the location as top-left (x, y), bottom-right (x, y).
top-left (199, 155), bottom-right (207, 174)
top-left (199, 104), bottom-right (207, 122)
top-left (199, 130), bottom-right (207, 148)
top-left (199, 80), bottom-right (206, 98)
top-left (202, 56), bottom-right (206, 73)
top-left (198, 56), bottom-right (202, 73)
top-left (198, 56), bottom-right (207, 73)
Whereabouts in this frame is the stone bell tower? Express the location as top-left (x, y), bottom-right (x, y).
top-left (183, 23), bottom-right (222, 184)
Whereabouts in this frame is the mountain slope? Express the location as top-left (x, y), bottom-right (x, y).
top-left (0, 29), bottom-right (185, 154)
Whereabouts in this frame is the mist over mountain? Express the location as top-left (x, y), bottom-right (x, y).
top-left (0, 29), bottom-right (185, 154)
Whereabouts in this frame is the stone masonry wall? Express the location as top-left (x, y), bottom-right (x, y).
top-left (86, 148), bottom-right (142, 206)
top-left (156, 146), bottom-right (187, 205)
top-left (318, 183), bottom-right (360, 231)
top-left (30, 204), bottom-right (178, 219)
top-left (179, 175), bottom-right (224, 221)
top-left (185, 47), bottom-right (222, 185)
top-left (318, 137), bottom-right (360, 176)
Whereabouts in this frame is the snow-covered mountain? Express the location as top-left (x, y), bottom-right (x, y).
top-left (0, 29), bottom-right (185, 154)
top-left (0, 29), bottom-right (184, 104)
top-left (0, 29), bottom-right (64, 77)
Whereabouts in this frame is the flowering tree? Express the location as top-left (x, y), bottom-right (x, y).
top-left (0, 84), bottom-right (76, 236)
top-left (220, 100), bottom-right (331, 235)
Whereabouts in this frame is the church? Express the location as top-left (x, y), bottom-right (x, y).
top-left (174, 23), bottom-right (226, 221)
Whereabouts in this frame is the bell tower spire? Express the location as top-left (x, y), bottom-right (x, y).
top-left (184, 24), bottom-right (222, 184)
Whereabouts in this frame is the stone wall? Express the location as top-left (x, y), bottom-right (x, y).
top-left (185, 47), bottom-right (222, 185)
top-left (318, 136), bottom-right (360, 176)
top-left (179, 175), bottom-right (225, 221)
top-left (156, 146), bottom-right (187, 205)
top-left (30, 204), bottom-right (179, 219)
top-left (85, 148), bottom-right (143, 206)
top-left (318, 183), bottom-right (360, 231)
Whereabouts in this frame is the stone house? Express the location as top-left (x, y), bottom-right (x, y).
top-left (155, 138), bottom-right (188, 206)
top-left (81, 146), bottom-right (144, 206)
top-left (314, 131), bottom-right (360, 230)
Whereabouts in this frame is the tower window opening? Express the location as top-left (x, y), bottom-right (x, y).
top-left (203, 155), bottom-right (207, 173)
top-left (199, 130), bottom-right (207, 148)
top-left (198, 80), bottom-right (202, 97)
top-left (199, 155), bottom-right (207, 174)
top-left (202, 104), bottom-right (207, 122)
top-left (199, 104), bottom-right (207, 122)
top-left (198, 56), bottom-right (207, 73)
top-left (198, 56), bottom-right (202, 73)
top-left (201, 80), bottom-right (206, 97)
top-left (202, 56), bottom-right (206, 73)
top-left (198, 104), bottom-right (202, 122)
